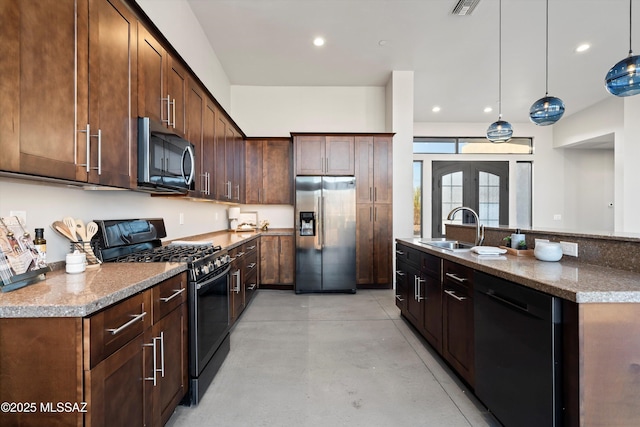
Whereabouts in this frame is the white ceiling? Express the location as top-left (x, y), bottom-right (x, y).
top-left (186, 0), bottom-right (638, 124)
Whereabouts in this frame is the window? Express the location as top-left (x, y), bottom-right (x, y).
top-left (413, 161), bottom-right (423, 237)
top-left (414, 137), bottom-right (533, 154)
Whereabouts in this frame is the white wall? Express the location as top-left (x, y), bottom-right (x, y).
top-left (0, 178), bottom-right (230, 263)
top-left (563, 148), bottom-right (615, 233)
top-left (230, 86), bottom-right (386, 136)
top-left (134, 0), bottom-right (232, 110)
top-left (622, 96), bottom-right (640, 233)
top-left (413, 121), bottom-right (563, 233)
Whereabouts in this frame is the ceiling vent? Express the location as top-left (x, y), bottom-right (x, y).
top-left (451, 0), bottom-right (480, 15)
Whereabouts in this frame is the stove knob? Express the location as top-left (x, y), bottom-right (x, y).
top-left (207, 261), bottom-right (214, 271)
top-left (202, 264), bottom-right (210, 274)
top-left (215, 258), bottom-right (221, 268)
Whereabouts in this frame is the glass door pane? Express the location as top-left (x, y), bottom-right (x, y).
top-left (441, 171), bottom-right (464, 233)
top-left (478, 171), bottom-right (500, 227)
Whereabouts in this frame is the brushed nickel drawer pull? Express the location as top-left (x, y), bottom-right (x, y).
top-left (247, 283), bottom-right (257, 290)
top-left (247, 262), bottom-right (257, 269)
top-left (143, 337), bottom-right (158, 385)
top-left (444, 289), bottom-right (467, 301)
top-left (107, 311), bottom-right (147, 335)
top-left (160, 288), bottom-right (185, 303)
top-left (395, 294), bottom-right (405, 302)
top-left (445, 272), bottom-right (468, 283)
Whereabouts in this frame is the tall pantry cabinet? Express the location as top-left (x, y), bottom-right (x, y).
top-left (0, 0), bottom-right (136, 188)
top-left (355, 135), bottom-right (393, 288)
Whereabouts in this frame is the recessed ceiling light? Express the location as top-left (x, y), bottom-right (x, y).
top-left (313, 37), bottom-right (325, 47)
top-left (576, 43), bottom-right (590, 53)
top-left (432, 106), bottom-right (441, 113)
top-left (484, 106), bottom-right (493, 113)
top-left (378, 40), bottom-right (388, 46)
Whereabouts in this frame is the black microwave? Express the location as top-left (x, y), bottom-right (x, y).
top-left (137, 117), bottom-right (195, 194)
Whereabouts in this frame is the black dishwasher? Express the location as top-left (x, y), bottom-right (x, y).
top-left (474, 272), bottom-right (562, 427)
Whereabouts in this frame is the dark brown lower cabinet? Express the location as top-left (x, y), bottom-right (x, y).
top-left (442, 259), bottom-right (474, 387)
top-left (259, 234), bottom-right (294, 288)
top-left (0, 272), bottom-right (188, 427)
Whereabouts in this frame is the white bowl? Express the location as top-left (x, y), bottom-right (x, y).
top-left (534, 242), bottom-right (563, 262)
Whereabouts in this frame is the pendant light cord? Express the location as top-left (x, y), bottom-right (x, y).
top-left (629, 0), bottom-right (634, 56)
top-left (498, 0), bottom-right (502, 119)
top-left (545, 0), bottom-right (549, 95)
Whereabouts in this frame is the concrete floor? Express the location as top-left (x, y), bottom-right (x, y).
top-left (166, 290), bottom-right (500, 426)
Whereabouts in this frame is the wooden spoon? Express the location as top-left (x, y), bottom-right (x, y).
top-left (51, 221), bottom-right (76, 241)
top-left (85, 221), bottom-right (99, 241)
top-left (63, 217), bottom-right (79, 241)
top-left (75, 218), bottom-right (87, 242)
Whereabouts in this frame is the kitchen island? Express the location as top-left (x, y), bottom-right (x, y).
top-left (396, 236), bottom-right (640, 427)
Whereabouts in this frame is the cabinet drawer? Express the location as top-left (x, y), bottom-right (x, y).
top-left (396, 244), bottom-right (420, 267)
top-left (85, 290), bottom-right (151, 369)
top-left (244, 250), bottom-right (258, 275)
top-left (244, 240), bottom-right (259, 256)
top-left (443, 260), bottom-right (473, 291)
top-left (421, 252), bottom-right (441, 277)
top-left (152, 272), bottom-right (187, 323)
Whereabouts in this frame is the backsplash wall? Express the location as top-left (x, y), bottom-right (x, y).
top-left (1, 178), bottom-right (293, 263)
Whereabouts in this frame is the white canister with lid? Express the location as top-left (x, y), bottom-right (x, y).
top-left (534, 242), bottom-right (563, 262)
top-left (66, 250), bottom-right (87, 274)
top-left (511, 229), bottom-right (526, 249)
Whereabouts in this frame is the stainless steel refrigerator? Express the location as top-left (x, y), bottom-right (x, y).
top-left (295, 176), bottom-right (356, 293)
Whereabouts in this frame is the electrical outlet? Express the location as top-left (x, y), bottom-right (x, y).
top-left (553, 214), bottom-right (562, 221)
top-left (179, 213), bottom-right (184, 225)
top-left (560, 241), bottom-right (578, 257)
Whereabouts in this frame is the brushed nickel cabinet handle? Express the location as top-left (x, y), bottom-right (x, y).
top-left (143, 337), bottom-right (158, 385)
top-left (160, 288), bottom-right (185, 303)
top-left (445, 272), bottom-right (468, 283)
top-left (107, 311), bottom-right (147, 335)
top-left (444, 289), bottom-right (467, 301)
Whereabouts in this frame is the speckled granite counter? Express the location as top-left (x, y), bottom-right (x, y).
top-left (169, 228), bottom-right (293, 249)
top-left (0, 262), bottom-right (187, 318)
top-left (397, 237), bottom-right (640, 303)
top-left (0, 229), bottom-right (293, 319)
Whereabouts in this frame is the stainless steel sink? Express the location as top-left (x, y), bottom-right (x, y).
top-left (419, 239), bottom-right (475, 252)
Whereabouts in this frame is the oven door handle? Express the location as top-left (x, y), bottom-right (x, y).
top-left (196, 264), bottom-right (231, 291)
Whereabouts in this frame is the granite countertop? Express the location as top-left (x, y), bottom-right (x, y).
top-left (0, 229), bottom-right (294, 319)
top-left (168, 228), bottom-right (293, 250)
top-left (397, 237), bottom-right (640, 304)
top-left (0, 262), bottom-right (187, 318)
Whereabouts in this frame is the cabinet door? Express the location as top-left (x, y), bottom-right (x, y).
top-left (394, 260), bottom-right (409, 313)
top-left (406, 266), bottom-right (424, 329)
top-left (373, 136), bottom-right (393, 204)
top-left (373, 204), bottom-right (392, 286)
top-left (295, 135), bottom-right (325, 175)
top-left (325, 135), bottom-right (354, 175)
top-left (202, 99), bottom-right (216, 199)
top-left (137, 25), bottom-right (165, 125)
top-left (225, 126), bottom-right (236, 202)
top-left (1, 0), bottom-right (78, 179)
top-left (149, 305), bottom-right (188, 427)
top-left (263, 139), bottom-right (292, 204)
top-left (278, 235), bottom-right (295, 285)
top-left (167, 56), bottom-right (187, 138)
top-left (442, 261), bottom-right (474, 386)
top-left (214, 111), bottom-right (229, 200)
top-left (232, 130), bottom-right (245, 203)
top-left (86, 334), bottom-right (146, 427)
top-left (259, 235), bottom-right (279, 285)
top-left (355, 204), bottom-right (374, 285)
top-left (187, 81), bottom-right (204, 196)
top-left (245, 139), bottom-right (263, 204)
top-left (86, 0), bottom-right (136, 188)
top-left (355, 136), bottom-right (374, 203)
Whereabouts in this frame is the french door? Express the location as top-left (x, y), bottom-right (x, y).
top-left (432, 161), bottom-right (509, 238)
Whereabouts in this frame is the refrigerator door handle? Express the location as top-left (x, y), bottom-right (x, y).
top-left (317, 196), bottom-right (323, 248)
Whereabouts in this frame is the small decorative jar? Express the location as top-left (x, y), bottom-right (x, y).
top-left (534, 242), bottom-right (563, 262)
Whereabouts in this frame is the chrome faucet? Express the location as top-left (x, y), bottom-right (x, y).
top-left (446, 206), bottom-right (485, 246)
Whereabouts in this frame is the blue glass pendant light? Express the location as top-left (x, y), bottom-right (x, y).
top-left (530, 0), bottom-right (565, 125)
top-left (487, 0), bottom-right (513, 143)
top-left (605, 0), bottom-right (640, 97)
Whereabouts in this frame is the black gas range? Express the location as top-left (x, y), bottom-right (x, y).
top-left (92, 218), bottom-right (231, 405)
